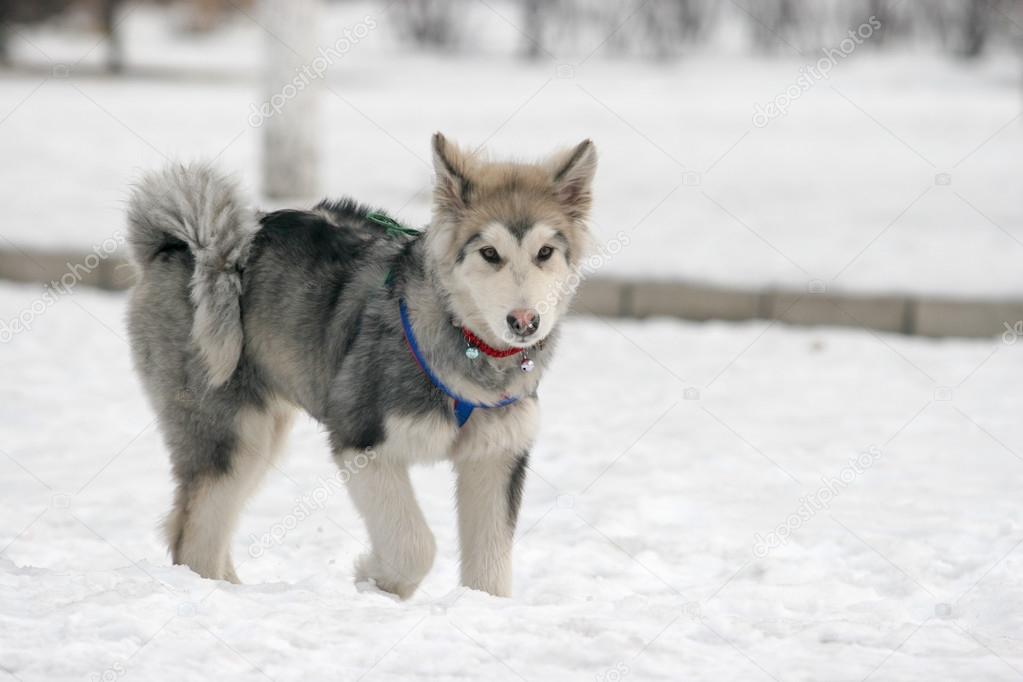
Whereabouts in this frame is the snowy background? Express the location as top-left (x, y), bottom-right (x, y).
top-left (2, 1), bottom-right (1023, 680)
top-left (0, 0), bottom-right (1021, 295)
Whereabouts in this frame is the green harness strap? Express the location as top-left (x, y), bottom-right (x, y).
top-left (367, 212), bottom-right (422, 239)
top-left (369, 212), bottom-right (421, 288)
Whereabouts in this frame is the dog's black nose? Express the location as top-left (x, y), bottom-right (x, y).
top-left (506, 309), bottom-right (540, 337)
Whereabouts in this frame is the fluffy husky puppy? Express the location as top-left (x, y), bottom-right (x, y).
top-left (126, 134), bottom-right (597, 598)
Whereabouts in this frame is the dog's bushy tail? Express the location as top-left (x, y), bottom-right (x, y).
top-left (127, 162), bottom-right (258, 387)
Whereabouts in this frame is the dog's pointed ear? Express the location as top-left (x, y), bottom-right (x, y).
top-left (547, 139), bottom-right (597, 222)
top-left (432, 132), bottom-right (472, 219)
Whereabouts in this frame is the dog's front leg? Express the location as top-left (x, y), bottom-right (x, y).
top-left (454, 452), bottom-right (529, 597)
top-left (339, 450), bottom-right (436, 600)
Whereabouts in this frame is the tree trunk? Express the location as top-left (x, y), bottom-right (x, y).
top-left (868, 0), bottom-right (885, 47)
top-left (261, 0), bottom-right (322, 200)
top-left (961, 0), bottom-right (989, 58)
top-left (100, 0), bottom-right (125, 73)
top-left (521, 0), bottom-right (544, 59)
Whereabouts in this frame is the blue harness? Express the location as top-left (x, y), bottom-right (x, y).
top-left (399, 299), bottom-right (518, 427)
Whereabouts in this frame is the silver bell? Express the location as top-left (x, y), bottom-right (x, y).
top-left (520, 356), bottom-right (535, 373)
top-left (465, 346), bottom-right (480, 360)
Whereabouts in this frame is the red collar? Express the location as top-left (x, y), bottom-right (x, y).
top-left (461, 327), bottom-right (520, 358)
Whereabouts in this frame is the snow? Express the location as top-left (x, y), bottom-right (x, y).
top-left (1, 3), bottom-right (1021, 298)
top-left (1, 282), bottom-right (1022, 681)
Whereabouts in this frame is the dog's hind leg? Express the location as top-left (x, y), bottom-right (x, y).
top-left (166, 401), bottom-right (294, 583)
top-left (338, 450), bottom-right (436, 600)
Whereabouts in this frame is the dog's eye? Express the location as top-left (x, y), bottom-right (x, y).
top-left (536, 245), bottom-right (554, 262)
top-left (480, 246), bottom-right (501, 263)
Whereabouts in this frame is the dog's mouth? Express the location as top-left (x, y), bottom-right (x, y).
top-left (500, 331), bottom-right (547, 350)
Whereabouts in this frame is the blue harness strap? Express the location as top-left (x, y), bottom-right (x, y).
top-left (399, 299), bottom-right (518, 427)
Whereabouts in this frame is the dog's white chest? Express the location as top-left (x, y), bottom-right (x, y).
top-left (378, 398), bottom-right (539, 464)
top-left (379, 412), bottom-right (458, 463)
top-left (452, 398), bottom-right (539, 462)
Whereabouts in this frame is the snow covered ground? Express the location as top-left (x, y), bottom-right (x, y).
top-left (2, 282), bottom-right (1022, 681)
top-left (0, 3), bottom-right (1021, 298)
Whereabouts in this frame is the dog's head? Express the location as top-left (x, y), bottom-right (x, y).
top-left (425, 133), bottom-right (597, 348)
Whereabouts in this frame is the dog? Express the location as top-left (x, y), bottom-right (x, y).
top-left (125, 133), bottom-right (597, 598)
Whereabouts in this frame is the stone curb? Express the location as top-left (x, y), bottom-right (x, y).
top-left (2, 249), bottom-right (1021, 339)
top-left (572, 278), bottom-right (1023, 339)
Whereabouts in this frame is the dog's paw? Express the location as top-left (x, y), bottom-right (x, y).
top-left (354, 553), bottom-right (421, 600)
